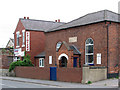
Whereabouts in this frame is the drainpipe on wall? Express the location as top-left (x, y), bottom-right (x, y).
top-left (105, 21), bottom-right (111, 78)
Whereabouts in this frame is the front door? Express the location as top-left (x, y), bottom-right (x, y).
top-left (73, 57), bottom-right (78, 67)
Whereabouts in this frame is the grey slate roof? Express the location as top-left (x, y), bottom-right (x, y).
top-left (46, 10), bottom-right (119, 32)
top-left (20, 18), bottom-right (65, 32)
top-left (34, 52), bottom-right (45, 58)
top-left (69, 45), bottom-right (81, 55)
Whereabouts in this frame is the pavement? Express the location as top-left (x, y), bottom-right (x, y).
top-left (0, 76), bottom-right (119, 88)
top-left (91, 78), bottom-right (118, 87)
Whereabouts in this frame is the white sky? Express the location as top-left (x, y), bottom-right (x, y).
top-left (0, 0), bottom-right (119, 48)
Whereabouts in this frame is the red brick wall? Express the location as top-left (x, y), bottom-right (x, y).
top-left (15, 66), bottom-right (50, 80)
top-left (14, 19), bottom-right (25, 49)
top-left (56, 44), bottom-right (73, 67)
top-left (15, 66), bottom-right (82, 83)
top-left (14, 19), bottom-right (45, 65)
top-left (35, 58), bottom-right (39, 67)
top-left (108, 23), bottom-right (119, 73)
top-left (45, 22), bottom-right (108, 67)
top-left (118, 24), bottom-right (120, 73)
top-left (0, 55), bottom-right (10, 69)
top-left (55, 43), bottom-right (81, 68)
top-left (57, 68), bottom-right (82, 83)
top-left (26, 30), bottom-right (45, 64)
top-left (45, 21), bottom-right (119, 74)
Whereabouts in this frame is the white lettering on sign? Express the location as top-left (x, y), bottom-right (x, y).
top-left (97, 53), bottom-right (101, 64)
top-left (69, 37), bottom-right (77, 43)
top-left (26, 32), bottom-right (30, 51)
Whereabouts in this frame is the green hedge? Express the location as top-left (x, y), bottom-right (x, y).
top-left (9, 54), bottom-right (34, 72)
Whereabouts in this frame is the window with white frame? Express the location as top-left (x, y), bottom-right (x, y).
top-left (85, 38), bottom-right (94, 65)
top-left (16, 31), bottom-right (20, 46)
top-left (39, 58), bottom-right (44, 67)
top-left (22, 30), bottom-right (25, 47)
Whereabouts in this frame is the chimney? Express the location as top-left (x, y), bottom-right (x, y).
top-left (24, 17), bottom-right (26, 19)
top-left (55, 20), bottom-right (57, 22)
top-left (27, 17), bottom-right (29, 19)
top-left (58, 19), bottom-right (60, 22)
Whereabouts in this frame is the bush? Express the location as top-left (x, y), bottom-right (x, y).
top-left (115, 76), bottom-right (119, 79)
top-left (9, 54), bottom-right (34, 72)
top-left (87, 81), bottom-right (92, 84)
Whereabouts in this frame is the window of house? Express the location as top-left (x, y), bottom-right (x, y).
top-left (85, 38), bottom-right (94, 65)
top-left (16, 31), bottom-right (20, 46)
top-left (56, 41), bottom-right (62, 51)
top-left (39, 58), bottom-right (44, 67)
top-left (22, 30), bottom-right (25, 47)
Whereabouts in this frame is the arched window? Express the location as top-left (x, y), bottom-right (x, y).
top-left (85, 38), bottom-right (94, 65)
top-left (56, 41), bottom-right (62, 51)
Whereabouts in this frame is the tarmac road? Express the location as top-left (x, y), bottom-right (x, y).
top-left (0, 76), bottom-right (118, 88)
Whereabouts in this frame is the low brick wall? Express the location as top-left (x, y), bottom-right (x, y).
top-left (57, 68), bottom-right (82, 83)
top-left (15, 67), bottom-right (50, 80)
top-left (15, 66), bottom-right (82, 83)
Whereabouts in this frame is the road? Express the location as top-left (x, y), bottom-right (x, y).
top-left (1, 79), bottom-right (60, 88)
top-left (0, 77), bottom-right (118, 88)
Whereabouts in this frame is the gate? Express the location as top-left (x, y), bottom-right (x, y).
top-left (50, 67), bottom-right (57, 81)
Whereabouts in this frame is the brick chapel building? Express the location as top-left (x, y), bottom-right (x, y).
top-left (44, 10), bottom-right (120, 78)
top-left (14, 17), bottom-right (64, 65)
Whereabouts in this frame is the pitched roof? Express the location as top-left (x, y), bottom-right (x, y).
top-left (20, 18), bottom-right (65, 32)
top-left (69, 45), bottom-right (81, 55)
top-left (46, 10), bottom-right (119, 32)
top-left (6, 38), bottom-right (14, 48)
top-left (34, 51), bottom-right (45, 58)
top-left (61, 41), bottom-right (81, 55)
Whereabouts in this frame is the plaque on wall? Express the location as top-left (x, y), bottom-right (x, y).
top-left (69, 37), bottom-right (77, 43)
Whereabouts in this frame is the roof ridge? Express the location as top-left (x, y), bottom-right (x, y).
top-left (64, 9), bottom-right (118, 25)
top-left (20, 18), bottom-right (65, 24)
top-left (48, 10), bottom-right (108, 31)
top-left (47, 9), bottom-right (119, 32)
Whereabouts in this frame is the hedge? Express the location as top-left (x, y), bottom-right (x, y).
top-left (9, 54), bottom-right (34, 72)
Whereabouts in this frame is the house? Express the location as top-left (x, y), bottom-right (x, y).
top-left (0, 38), bottom-right (14, 76)
top-left (14, 17), bottom-right (64, 65)
top-left (6, 38), bottom-right (14, 48)
top-left (44, 10), bottom-right (119, 79)
top-left (14, 10), bottom-right (119, 83)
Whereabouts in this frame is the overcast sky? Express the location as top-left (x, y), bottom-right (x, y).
top-left (0, 0), bottom-right (119, 48)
